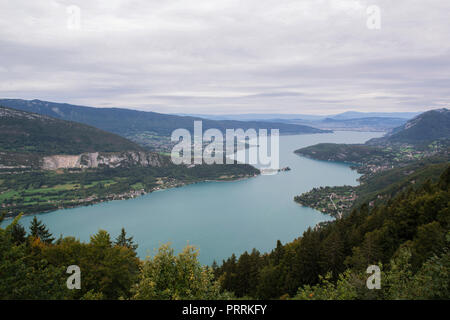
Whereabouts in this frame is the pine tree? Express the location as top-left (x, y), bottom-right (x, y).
top-left (11, 223), bottom-right (27, 244)
top-left (90, 229), bottom-right (112, 248)
top-left (114, 228), bottom-right (138, 251)
top-left (273, 240), bottom-right (284, 265)
top-left (29, 216), bottom-right (54, 243)
top-left (211, 260), bottom-right (219, 278)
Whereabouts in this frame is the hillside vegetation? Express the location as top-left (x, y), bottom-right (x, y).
top-left (295, 143), bottom-right (389, 163)
top-left (214, 165), bottom-right (450, 299)
top-left (370, 108), bottom-right (450, 145)
top-left (0, 106), bottom-right (143, 155)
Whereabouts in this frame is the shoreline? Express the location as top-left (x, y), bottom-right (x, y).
top-left (1, 173), bottom-right (259, 223)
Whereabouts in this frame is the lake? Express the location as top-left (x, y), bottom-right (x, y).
top-left (3, 131), bottom-right (383, 264)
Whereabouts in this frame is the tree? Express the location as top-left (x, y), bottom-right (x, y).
top-left (320, 230), bottom-right (345, 277)
top-left (0, 215), bottom-right (66, 299)
top-left (90, 229), bottom-right (112, 248)
top-left (115, 227), bottom-right (138, 251)
top-left (385, 235), bottom-right (450, 300)
top-left (294, 270), bottom-right (359, 300)
top-left (256, 264), bottom-right (283, 299)
top-left (41, 234), bottom-right (140, 300)
top-left (11, 222), bottom-right (27, 245)
top-left (132, 244), bottom-right (229, 300)
top-left (410, 221), bottom-right (446, 270)
top-left (29, 216), bottom-right (54, 243)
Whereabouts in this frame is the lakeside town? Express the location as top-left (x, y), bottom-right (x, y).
top-left (294, 139), bottom-right (450, 217)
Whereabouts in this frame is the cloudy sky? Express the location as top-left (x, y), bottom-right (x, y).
top-left (0, 0), bottom-right (449, 114)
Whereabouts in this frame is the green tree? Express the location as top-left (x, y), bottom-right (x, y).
top-left (90, 229), bottom-right (112, 248)
top-left (41, 234), bottom-right (140, 299)
top-left (132, 244), bottom-right (229, 300)
top-left (294, 270), bottom-right (358, 300)
top-left (29, 216), bottom-right (54, 243)
top-left (0, 216), bottom-right (66, 299)
top-left (11, 222), bottom-right (27, 245)
top-left (410, 221), bottom-right (446, 270)
top-left (115, 227), bottom-right (138, 251)
top-left (256, 264), bottom-right (283, 299)
top-left (385, 235), bottom-right (450, 299)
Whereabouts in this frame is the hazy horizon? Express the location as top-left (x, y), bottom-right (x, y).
top-left (0, 97), bottom-right (433, 117)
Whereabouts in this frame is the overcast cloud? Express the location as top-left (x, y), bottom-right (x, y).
top-left (0, 0), bottom-right (449, 114)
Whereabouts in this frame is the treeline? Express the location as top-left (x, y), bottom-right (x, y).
top-left (213, 165), bottom-right (450, 299)
top-left (0, 216), bottom-right (227, 299)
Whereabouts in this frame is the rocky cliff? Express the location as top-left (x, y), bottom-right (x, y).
top-left (42, 151), bottom-right (167, 170)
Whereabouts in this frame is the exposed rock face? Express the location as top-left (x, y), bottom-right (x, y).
top-left (42, 151), bottom-right (166, 170)
top-left (42, 155), bottom-right (81, 169)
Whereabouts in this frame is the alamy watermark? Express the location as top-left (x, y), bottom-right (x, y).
top-left (366, 5), bottom-right (381, 30)
top-left (66, 265), bottom-right (81, 289)
top-left (366, 265), bottom-right (381, 289)
top-left (170, 121), bottom-right (280, 174)
top-left (66, 5), bottom-right (81, 30)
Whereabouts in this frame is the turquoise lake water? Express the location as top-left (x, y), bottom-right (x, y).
top-left (2, 131), bottom-right (383, 264)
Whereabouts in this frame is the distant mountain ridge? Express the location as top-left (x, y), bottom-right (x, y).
top-left (0, 99), bottom-right (329, 144)
top-left (176, 111), bottom-right (420, 121)
top-left (180, 110), bottom-right (420, 132)
top-left (368, 108), bottom-right (450, 145)
top-left (294, 108), bottom-right (449, 183)
top-left (329, 111), bottom-right (420, 120)
top-left (290, 116), bottom-right (408, 132)
top-left (0, 106), bottom-right (143, 155)
top-left (0, 106), bottom-right (176, 170)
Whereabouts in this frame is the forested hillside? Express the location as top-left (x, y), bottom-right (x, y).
top-left (369, 108), bottom-right (450, 145)
top-left (0, 106), bottom-right (143, 155)
top-left (294, 143), bottom-right (389, 163)
top-left (214, 165), bottom-right (450, 299)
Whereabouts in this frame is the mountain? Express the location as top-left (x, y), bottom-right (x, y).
top-left (176, 111), bottom-right (420, 122)
top-left (181, 111), bottom-right (418, 132)
top-left (176, 113), bottom-right (326, 121)
top-left (369, 108), bottom-right (450, 145)
top-left (0, 106), bottom-right (260, 216)
top-left (294, 109), bottom-right (450, 180)
top-left (285, 117), bottom-right (407, 132)
top-left (321, 116), bottom-right (406, 127)
top-left (384, 108), bottom-right (450, 142)
top-left (0, 106), bottom-right (143, 155)
top-left (0, 100), bottom-right (330, 151)
top-left (328, 111), bottom-right (421, 120)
